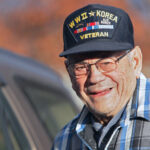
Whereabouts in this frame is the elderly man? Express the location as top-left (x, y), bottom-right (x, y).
top-left (51, 4), bottom-right (150, 150)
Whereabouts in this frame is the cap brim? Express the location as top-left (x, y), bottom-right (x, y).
top-left (59, 40), bottom-right (134, 57)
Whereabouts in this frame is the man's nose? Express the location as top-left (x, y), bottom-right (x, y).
top-left (87, 65), bottom-right (106, 84)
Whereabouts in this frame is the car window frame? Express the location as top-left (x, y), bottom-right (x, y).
top-left (0, 88), bottom-right (31, 150)
top-left (14, 76), bottom-right (79, 139)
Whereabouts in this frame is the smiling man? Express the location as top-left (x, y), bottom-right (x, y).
top-left (51, 4), bottom-right (150, 150)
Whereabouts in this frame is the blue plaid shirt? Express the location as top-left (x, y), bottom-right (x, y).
top-left (51, 74), bottom-right (150, 150)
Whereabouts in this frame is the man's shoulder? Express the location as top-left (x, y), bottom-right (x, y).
top-left (53, 113), bottom-right (80, 142)
top-left (54, 106), bottom-right (89, 140)
top-left (137, 74), bottom-right (150, 90)
top-left (51, 106), bottom-right (90, 149)
top-left (51, 114), bottom-right (81, 150)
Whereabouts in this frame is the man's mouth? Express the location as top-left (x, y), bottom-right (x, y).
top-left (88, 88), bottom-right (113, 97)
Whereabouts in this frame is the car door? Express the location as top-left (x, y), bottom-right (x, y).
top-left (0, 49), bottom-right (80, 150)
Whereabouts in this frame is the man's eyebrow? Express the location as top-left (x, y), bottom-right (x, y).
top-left (67, 51), bottom-right (124, 62)
top-left (75, 61), bottom-right (88, 64)
top-left (68, 60), bottom-right (87, 65)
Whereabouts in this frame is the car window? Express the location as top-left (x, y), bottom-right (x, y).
top-left (7, 122), bottom-right (22, 150)
top-left (0, 89), bottom-right (31, 150)
top-left (0, 125), bottom-right (7, 150)
top-left (0, 91), bottom-right (7, 150)
top-left (15, 77), bottom-right (78, 139)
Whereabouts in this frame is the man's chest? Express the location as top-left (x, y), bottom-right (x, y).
top-left (107, 119), bottom-right (150, 150)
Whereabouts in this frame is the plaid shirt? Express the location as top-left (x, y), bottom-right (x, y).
top-left (51, 74), bottom-right (150, 150)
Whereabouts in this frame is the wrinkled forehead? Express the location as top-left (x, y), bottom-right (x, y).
top-left (66, 51), bottom-right (125, 63)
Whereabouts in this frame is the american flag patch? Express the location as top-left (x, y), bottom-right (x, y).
top-left (74, 21), bottom-right (114, 34)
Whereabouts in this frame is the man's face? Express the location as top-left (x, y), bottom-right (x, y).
top-left (66, 47), bottom-right (142, 118)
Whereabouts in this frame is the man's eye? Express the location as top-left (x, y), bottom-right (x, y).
top-left (75, 66), bottom-right (85, 71)
top-left (102, 62), bottom-right (113, 65)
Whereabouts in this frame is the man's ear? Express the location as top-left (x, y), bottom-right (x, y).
top-left (131, 46), bottom-right (142, 79)
top-left (64, 60), bottom-right (76, 91)
top-left (64, 60), bottom-right (73, 81)
top-left (64, 60), bottom-right (69, 73)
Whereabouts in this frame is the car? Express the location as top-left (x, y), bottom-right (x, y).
top-left (0, 48), bottom-right (80, 150)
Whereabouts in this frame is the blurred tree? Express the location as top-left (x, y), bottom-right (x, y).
top-left (0, 0), bottom-right (149, 76)
top-left (128, 0), bottom-right (150, 22)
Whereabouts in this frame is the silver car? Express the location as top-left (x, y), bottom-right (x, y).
top-left (0, 49), bottom-right (80, 150)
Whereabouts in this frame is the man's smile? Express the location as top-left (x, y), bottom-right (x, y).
top-left (87, 88), bottom-right (113, 98)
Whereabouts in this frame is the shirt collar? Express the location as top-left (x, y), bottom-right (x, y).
top-left (91, 106), bottom-right (125, 132)
top-left (120, 73), bottom-right (150, 125)
top-left (129, 73), bottom-right (150, 121)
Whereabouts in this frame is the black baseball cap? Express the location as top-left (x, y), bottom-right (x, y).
top-left (59, 4), bottom-right (134, 57)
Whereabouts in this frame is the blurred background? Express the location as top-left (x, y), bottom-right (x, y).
top-left (0, 0), bottom-right (150, 79)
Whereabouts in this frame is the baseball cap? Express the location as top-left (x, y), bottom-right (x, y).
top-left (59, 4), bottom-right (134, 57)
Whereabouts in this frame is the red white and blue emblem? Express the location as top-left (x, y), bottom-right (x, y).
top-left (74, 21), bottom-right (114, 34)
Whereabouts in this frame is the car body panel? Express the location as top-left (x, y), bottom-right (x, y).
top-left (0, 49), bottom-right (80, 150)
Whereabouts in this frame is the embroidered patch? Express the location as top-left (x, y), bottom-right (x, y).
top-left (67, 9), bottom-right (120, 42)
top-left (74, 22), bottom-right (114, 34)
